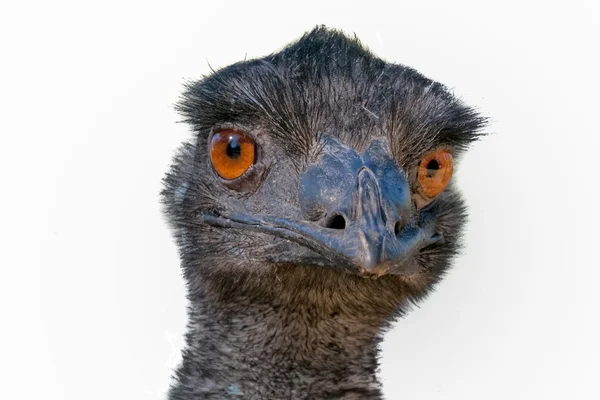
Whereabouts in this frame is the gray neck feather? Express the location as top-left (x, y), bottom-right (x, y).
top-left (168, 266), bottom-right (411, 399)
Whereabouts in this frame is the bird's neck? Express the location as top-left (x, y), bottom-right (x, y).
top-left (170, 266), bottom-right (411, 399)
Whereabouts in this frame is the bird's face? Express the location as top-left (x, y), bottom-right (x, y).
top-left (164, 28), bottom-right (484, 291)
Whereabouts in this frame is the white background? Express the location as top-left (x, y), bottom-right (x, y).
top-left (1, 1), bottom-right (599, 399)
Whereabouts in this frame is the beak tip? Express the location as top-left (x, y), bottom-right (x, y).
top-left (358, 258), bottom-right (389, 277)
top-left (358, 267), bottom-right (387, 278)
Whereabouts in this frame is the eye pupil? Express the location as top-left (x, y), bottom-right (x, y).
top-left (426, 159), bottom-right (439, 177)
top-left (226, 137), bottom-right (241, 159)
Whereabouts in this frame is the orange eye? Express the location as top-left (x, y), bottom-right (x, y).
top-left (210, 130), bottom-right (256, 180)
top-left (417, 150), bottom-right (453, 198)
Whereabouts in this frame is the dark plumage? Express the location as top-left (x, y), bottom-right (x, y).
top-left (162, 26), bottom-right (486, 399)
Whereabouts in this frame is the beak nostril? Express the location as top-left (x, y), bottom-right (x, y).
top-left (394, 221), bottom-right (402, 236)
top-left (327, 214), bottom-right (346, 230)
